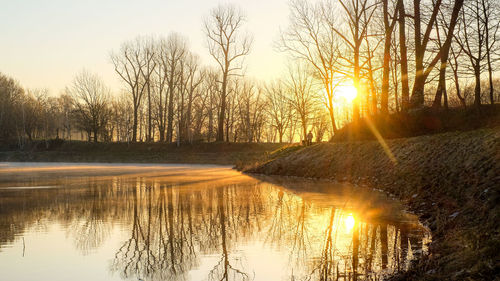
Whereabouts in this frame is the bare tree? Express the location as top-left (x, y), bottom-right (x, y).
top-left (432, 0), bottom-right (467, 109)
top-left (57, 93), bottom-right (74, 140)
top-left (329, 0), bottom-right (378, 121)
top-left (205, 69), bottom-right (220, 142)
top-left (448, 44), bottom-right (467, 107)
top-left (380, 0), bottom-right (400, 114)
top-left (408, 0), bottom-right (464, 108)
top-left (481, 0), bottom-right (499, 104)
top-left (67, 71), bottom-right (110, 142)
top-left (236, 80), bottom-right (267, 143)
top-left (455, 0), bottom-right (487, 107)
top-left (161, 34), bottom-right (187, 143)
top-left (265, 80), bottom-right (292, 143)
top-left (280, 0), bottom-right (343, 133)
top-left (396, 0), bottom-right (410, 111)
top-left (21, 89), bottom-right (48, 141)
top-left (111, 37), bottom-right (151, 142)
top-left (152, 39), bottom-right (169, 142)
top-left (204, 4), bottom-right (252, 141)
top-left (0, 73), bottom-right (24, 142)
top-left (286, 65), bottom-right (318, 142)
top-left (311, 110), bottom-right (330, 142)
top-left (140, 38), bottom-right (156, 142)
top-left (179, 54), bottom-right (204, 143)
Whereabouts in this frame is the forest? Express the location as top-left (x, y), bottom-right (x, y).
top-left (0, 0), bottom-right (498, 145)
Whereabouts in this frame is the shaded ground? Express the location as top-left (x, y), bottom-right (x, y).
top-left (240, 127), bottom-right (500, 280)
top-left (0, 141), bottom-right (285, 165)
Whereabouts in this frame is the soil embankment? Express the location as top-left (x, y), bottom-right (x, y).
top-left (242, 128), bottom-right (500, 280)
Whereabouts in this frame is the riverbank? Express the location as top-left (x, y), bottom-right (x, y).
top-left (0, 141), bottom-right (285, 165)
top-left (239, 127), bottom-right (500, 280)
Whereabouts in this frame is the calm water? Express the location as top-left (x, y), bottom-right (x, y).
top-left (0, 163), bottom-right (430, 281)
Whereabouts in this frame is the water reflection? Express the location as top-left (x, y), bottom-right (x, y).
top-left (0, 164), bottom-right (430, 281)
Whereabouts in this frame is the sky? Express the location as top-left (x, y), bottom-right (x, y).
top-left (0, 0), bottom-right (290, 95)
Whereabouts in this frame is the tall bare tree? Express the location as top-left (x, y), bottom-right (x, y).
top-left (432, 0), bottom-right (466, 109)
top-left (455, 0), bottom-right (488, 107)
top-left (204, 4), bottom-right (252, 141)
top-left (409, 0), bottom-right (464, 108)
top-left (481, 0), bottom-right (499, 105)
top-left (161, 34), bottom-right (187, 143)
top-left (140, 38), bottom-right (156, 142)
top-left (286, 65), bottom-right (318, 141)
top-left (329, 0), bottom-right (378, 121)
top-left (396, 0), bottom-right (410, 111)
top-left (111, 38), bottom-right (150, 142)
top-left (380, 0), bottom-right (400, 114)
top-left (182, 55), bottom-right (205, 143)
top-left (280, 0), bottom-right (343, 133)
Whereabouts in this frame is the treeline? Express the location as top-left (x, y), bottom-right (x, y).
top-left (0, 0), bottom-right (498, 144)
top-left (280, 0), bottom-right (500, 134)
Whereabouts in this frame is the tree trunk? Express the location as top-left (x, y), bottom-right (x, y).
top-left (186, 89), bottom-right (194, 143)
top-left (432, 57), bottom-right (448, 109)
top-left (353, 44), bottom-right (361, 122)
top-left (411, 76), bottom-right (426, 108)
top-left (443, 87), bottom-right (448, 109)
top-left (487, 49), bottom-right (494, 104)
top-left (452, 65), bottom-right (466, 108)
top-left (398, 0), bottom-right (410, 112)
top-left (159, 127), bottom-right (165, 142)
top-left (302, 117), bottom-right (307, 144)
top-left (328, 105), bottom-right (337, 135)
top-left (474, 65), bottom-right (481, 107)
top-left (327, 87), bottom-right (338, 134)
top-left (132, 105), bottom-right (138, 142)
top-left (381, 0), bottom-right (396, 114)
top-left (432, 1), bottom-right (464, 109)
top-left (217, 72), bottom-right (227, 142)
top-left (166, 82), bottom-right (175, 143)
top-left (147, 81), bottom-right (152, 142)
top-left (483, 0), bottom-right (494, 105)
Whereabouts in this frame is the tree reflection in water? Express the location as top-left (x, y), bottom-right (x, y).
top-left (0, 168), bottom-right (430, 281)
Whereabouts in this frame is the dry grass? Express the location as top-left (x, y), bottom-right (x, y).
top-left (246, 127), bottom-right (500, 280)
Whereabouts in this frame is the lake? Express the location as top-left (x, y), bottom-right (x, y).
top-left (0, 163), bottom-right (430, 281)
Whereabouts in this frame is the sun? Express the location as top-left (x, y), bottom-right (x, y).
top-left (335, 84), bottom-right (358, 103)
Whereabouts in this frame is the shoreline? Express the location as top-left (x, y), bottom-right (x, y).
top-left (0, 141), bottom-right (286, 165)
top-left (1, 128), bottom-right (498, 279)
top-left (240, 127), bottom-right (500, 280)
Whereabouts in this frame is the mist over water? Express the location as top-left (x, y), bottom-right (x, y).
top-left (0, 164), bottom-right (430, 281)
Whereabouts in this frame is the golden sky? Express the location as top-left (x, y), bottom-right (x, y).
top-left (0, 0), bottom-right (289, 94)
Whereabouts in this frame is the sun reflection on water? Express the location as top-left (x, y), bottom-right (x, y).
top-left (0, 165), bottom-right (431, 281)
top-left (343, 213), bottom-right (356, 233)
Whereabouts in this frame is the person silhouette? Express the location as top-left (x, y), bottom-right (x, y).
top-left (307, 131), bottom-right (313, 146)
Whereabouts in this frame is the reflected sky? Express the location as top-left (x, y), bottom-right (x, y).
top-left (0, 163), bottom-right (430, 281)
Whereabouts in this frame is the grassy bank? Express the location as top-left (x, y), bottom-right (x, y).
top-left (240, 127), bottom-right (500, 280)
top-left (332, 104), bottom-right (500, 142)
top-left (0, 140), bottom-right (286, 165)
